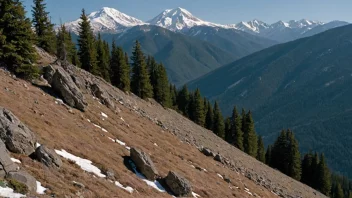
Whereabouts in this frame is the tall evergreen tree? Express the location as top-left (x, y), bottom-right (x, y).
top-left (191, 89), bottom-right (205, 126)
top-left (224, 117), bottom-right (232, 143)
top-left (110, 41), bottom-right (131, 92)
top-left (153, 63), bottom-right (171, 107)
top-left (68, 32), bottom-right (80, 66)
top-left (231, 106), bottom-right (244, 150)
top-left (317, 154), bottom-right (331, 196)
top-left (287, 130), bottom-right (301, 180)
top-left (301, 152), bottom-right (314, 186)
top-left (170, 84), bottom-right (178, 109)
top-left (147, 55), bottom-right (158, 97)
top-left (77, 9), bottom-right (98, 75)
top-left (241, 108), bottom-right (247, 133)
top-left (257, 136), bottom-right (266, 163)
top-left (265, 145), bottom-right (272, 166)
top-left (177, 85), bottom-right (190, 116)
top-left (32, 0), bottom-right (56, 54)
top-left (243, 111), bottom-right (258, 157)
top-left (96, 34), bottom-right (110, 81)
top-left (205, 101), bottom-right (214, 131)
top-left (0, 0), bottom-right (37, 78)
top-left (334, 183), bottom-right (344, 198)
top-left (213, 101), bottom-right (225, 139)
top-left (131, 40), bottom-right (153, 99)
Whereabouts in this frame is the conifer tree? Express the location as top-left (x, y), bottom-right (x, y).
top-left (131, 40), bottom-right (153, 99)
top-left (0, 0), bottom-right (37, 78)
top-left (110, 41), bottom-right (130, 92)
top-left (224, 117), bottom-right (232, 143)
top-left (153, 63), bottom-right (171, 107)
top-left (301, 152), bottom-right (314, 186)
top-left (241, 108), bottom-right (247, 133)
top-left (231, 106), bottom-right (244, 150)
top-left (68, 32), bottom-right (80, 66)
top-left (311, 152), bottom-right (320, 189)
top-left (243, 111), bottom-right (258, 157)
top-left (78, 9), bottom-right (98, 75)
top-left (147, 56), bottom-right (158, 97)
top-left (177, 85), bottom-right (190, 116)
top-left (257, 136), bottom-right (265, 163)
top-left (265, 145), bottom-right (272, 166)
top-left (205, 101), bottom-right (214, 131)
top-left (317, 154), bottom-right (331, 196)
top-left (96, 33), bottom-right (110, 81)
top-left (213, 101), bottom-right (225, 139)
top-left (32, 0), bottom-right (56, 54)
top-left (334, 183), bottom-right (344, 198)
top-left (191, 89), bottom-right (205, 126)
top-left (170, 84), bottom-right (178, 109)
top-left (57, 25), bottom-right (79, 65)
top-left (287, 130), bottom-right (301, 180)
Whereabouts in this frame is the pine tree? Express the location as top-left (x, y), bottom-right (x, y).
top-left (257, 136), bottom-right (265, 163)
top-left (213, 101), bottom-right (225, 139)
top-left (0, 0), bottom-right (38, 78)
top-left (110, 41), bottom-right (130, 92)
top-left (334, 183), bottom-right (344, 198)
top-left (131, 40), bottom-right (153, 99)
top-left (32, 0), bottom-right (56, 54)
top-left (287, 130), bottom-right (301, 180)
top-left (191, 89), bottom-right (205, 126)
top-left (241, 108), bottom-right (246, 133)
top-left (317, 154), bottom-right (331, 196)
top-left (265, 145), bottom-right (272, 166)
top-left (231, 106), bottom-right (244, 150)
top-left (148, 56), bottom-right (158, 97)
top-left (170, 84), bottom-right (178, 109)
top-left (243, 111), bottom-right (258, 157)
top-left (224, 117), bottom-right (232, 143)
top-left (56, 25), bottom-right (79, 65)
top-left (96, 33), bottom-right (110, 81)
top-left (177, 85), bottom-right (190, 116)
top-left (205, 101), bottom-right (214, 131)
top-left (311, 152), bottom-right (320, 189)
top-left (301, 152), bottom-right (314, 186)
top-left (68, 32), bottom-right (80, 66)
top-left (153, 63), bottom-right (171, 107)
top-left (77, 9), bottom-right (98, 75)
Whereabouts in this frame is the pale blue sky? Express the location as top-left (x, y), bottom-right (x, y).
top-left (23, 0), bottom-right (352, 25)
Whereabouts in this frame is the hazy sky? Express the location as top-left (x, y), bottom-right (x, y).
top-left (23, 0), bottom-right (352, 25)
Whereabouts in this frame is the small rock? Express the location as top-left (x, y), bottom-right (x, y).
top-left (130, 147), bottom-right (158, 180)
top-left (201, 147), bottom-right (215, 157)
top-left (224, 176), bottom-right (231, 183)
top-left (105, 169), bottom-right (115, 180)
top-left (6, 170), bottom-right (37, 192)
top-left (165, 171), bottom-right (192, 197)
top-left (214, 154), bottom-right (223, 163)
top-left (72, 181), bottom-right (85, 189)
top-left (35, 145), bottom-right (63, 168)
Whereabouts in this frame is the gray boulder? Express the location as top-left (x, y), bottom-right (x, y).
top-left (90, 83), bottom-right (115, 110)
top-left (0, 107), bottom-right (36, 155)
top-left (165, 171), bottom-right (192, 197)
top-left (35, 145), bottom-right (62, 168)
top-left (214, 154), bottom-right (223, 163)
top-left (44, 66), bottom-right (87, 111)
top-left (6, 171), bottom-right (37, 192)
top-left (201, 147), bottom-right (215, 157)
top-left (130, 148), bottom-right (158, 180)
top-left (0, 140), bottom-right (18, 178)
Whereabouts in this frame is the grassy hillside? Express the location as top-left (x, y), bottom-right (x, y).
top-left (189, 24), bottom-right (352, 177)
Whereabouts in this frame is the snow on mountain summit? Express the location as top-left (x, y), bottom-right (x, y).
top-left (148, 7), bottom-right (226, 31)
top-left (64, 7), bottom-right (146, 33)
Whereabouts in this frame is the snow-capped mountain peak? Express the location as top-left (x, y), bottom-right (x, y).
top-left (148, 7), bottom-right (225, 31)
top-left (64, 7), bottom-right (146, 34)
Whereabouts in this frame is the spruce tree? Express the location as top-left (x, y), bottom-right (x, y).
top-left (77, 9), bottom-right (98, 75)
top-left (131, 40), bottom-right (153, 99)
top-left (0, 0), bottom-right (37, 78)
top-left (335, 183), bottom-right (344, 198)
top-left (317, 154), bottom-right (331, 196)
top-left (177, 85), bottom-right (190, 116)
top-left (224, 117), bottom-right (232, 143)
top-left (301, 152), bottom-right (314, 186)
top-left (56, 25), bottom-right (79, 65)
top-left (148, 56), bottom-right (158, 97)
top-left (231, 106), bottom-right (244, 150)
top-left (32, 0), bottom-right (56, 54)
top-left (265, 145), bottom-right (272, 166)
top-left (191, 89), bottom-right (205, 126)
top-left (68, 32), bottom-right (80, 66)
top-left (170, 84), bottom-right (178, 109)
top-left (257, 136), bottom-right (266, 163)
top-left (287, 130), bottom-right (301, 180)
top-left (243, 111), bottom-right (258, 157)
top-left (205, 101), bottom-right (214, 131)
top-left (153, 63), bottom-right (171, 107)
top-left (96, 33), bottom-right (110, 81)
top-left (213, 101), bottom-right (225, 139)
top-left (110, 41), bottom-right (130, 92)
top-left (241, 108), bottom-right (247, 133)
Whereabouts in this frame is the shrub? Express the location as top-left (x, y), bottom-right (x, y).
top-left (8, 179), bottom-right (28, 194)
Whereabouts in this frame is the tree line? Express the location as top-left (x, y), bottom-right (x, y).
top-left (1, 1), bottom-right (350, 197)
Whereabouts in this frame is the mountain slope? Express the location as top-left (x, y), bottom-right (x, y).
top-left (188, 24), bottom-right (352, 177)
top-left (65, 7), bottom-right (146, 33)
top-left (0, 49), bottom-right (326, 197)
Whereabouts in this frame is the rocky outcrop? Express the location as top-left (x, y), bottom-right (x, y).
top-left (6, 171), bottom-right (37, 192)
top-left (0, 140), bottom-right (18, 177)
top-left (165, 171), bottom-right (192, 197)
top-left (90, 83), bottom-right (115, 110)
top-left (44, 65), bottom-right (87, 111)
top-left (0, 107), bottom-right (36, 155)
top-left (35, 145), bottom-right (62, 168)
top-left (130, 148), bottom-right (158, 180)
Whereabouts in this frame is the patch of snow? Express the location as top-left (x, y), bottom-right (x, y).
top-left (108, 137), bottom-right (115, 142)
top-left (217, 173), bottom-right (224, 179)
top-left (36, 142), bottom-right (41, 148)
top-left (325, 80), bottom-right (335, 87)
top-left (115, 181), bottom-right (134, 193)
top-left (55, 98), bottom-right (64, 105)
top-left (10, 158), bottom-right (21, 164)
top-left (36, 181), bottom-right (47, 194)
top-left (55, 149), bottom-right (106, 178)
top-left (120, 117), bottom-right (125, 122)
top-left (227, 77), bottom-right (245, 89)
top-left (190, 165), bottom-right (196, 169)
top-left (192, 191), bottom-right (201, 197)
top-left (87, 119), bottom-right (91, 123)
top-left (116, 139), bottom-right (126, 146)
top-left (154, 143), bottom-right (158, 147)
top-left (102, 128), bottom-right (108, 133)
top-left (93, 123), bottom-right (102, 129)
top-left (0, 186), bottom-right (26, 198)
top-left (101, 112), bottom-right (108, 118)
top-left (129, 160), bottom-right (166, 192)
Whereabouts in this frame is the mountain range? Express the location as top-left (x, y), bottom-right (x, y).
top-left (188, 24), bottom-right (352, 177)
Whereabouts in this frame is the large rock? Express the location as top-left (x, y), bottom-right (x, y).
top-left (0, 107), bottom-right (36, 155)
top-left (0, 140), bottom-right (18, 177)
top-left (35, 145), bottom-right (62, 168)
top-left (130, 148), bottom-right (158, 180)
top-left (165, 171), bottom-right (192, 197)
top-left (90, 83), bottom-right (115, 110)
top-left (44, 65), bottom-right (87, 111)
top-left (6, 171), bottom-right (37, 192)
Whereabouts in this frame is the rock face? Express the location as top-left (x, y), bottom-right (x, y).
top-left (0, 140), bottom-right (18, 177)
top-left (6, 171), bottom-right (37, 192)
top-left (90, 83), bottom-right (115, 110)
top-left (165, 171), bottom-right (192, 197)
top-left (130, 148), bottom-right (158, 180)
top-left (35, 145), bottom-right (62, 168)
top-left (44, 65), bottom-right (87, 111)
top-left (0, 107), bottom-right (36, 155)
